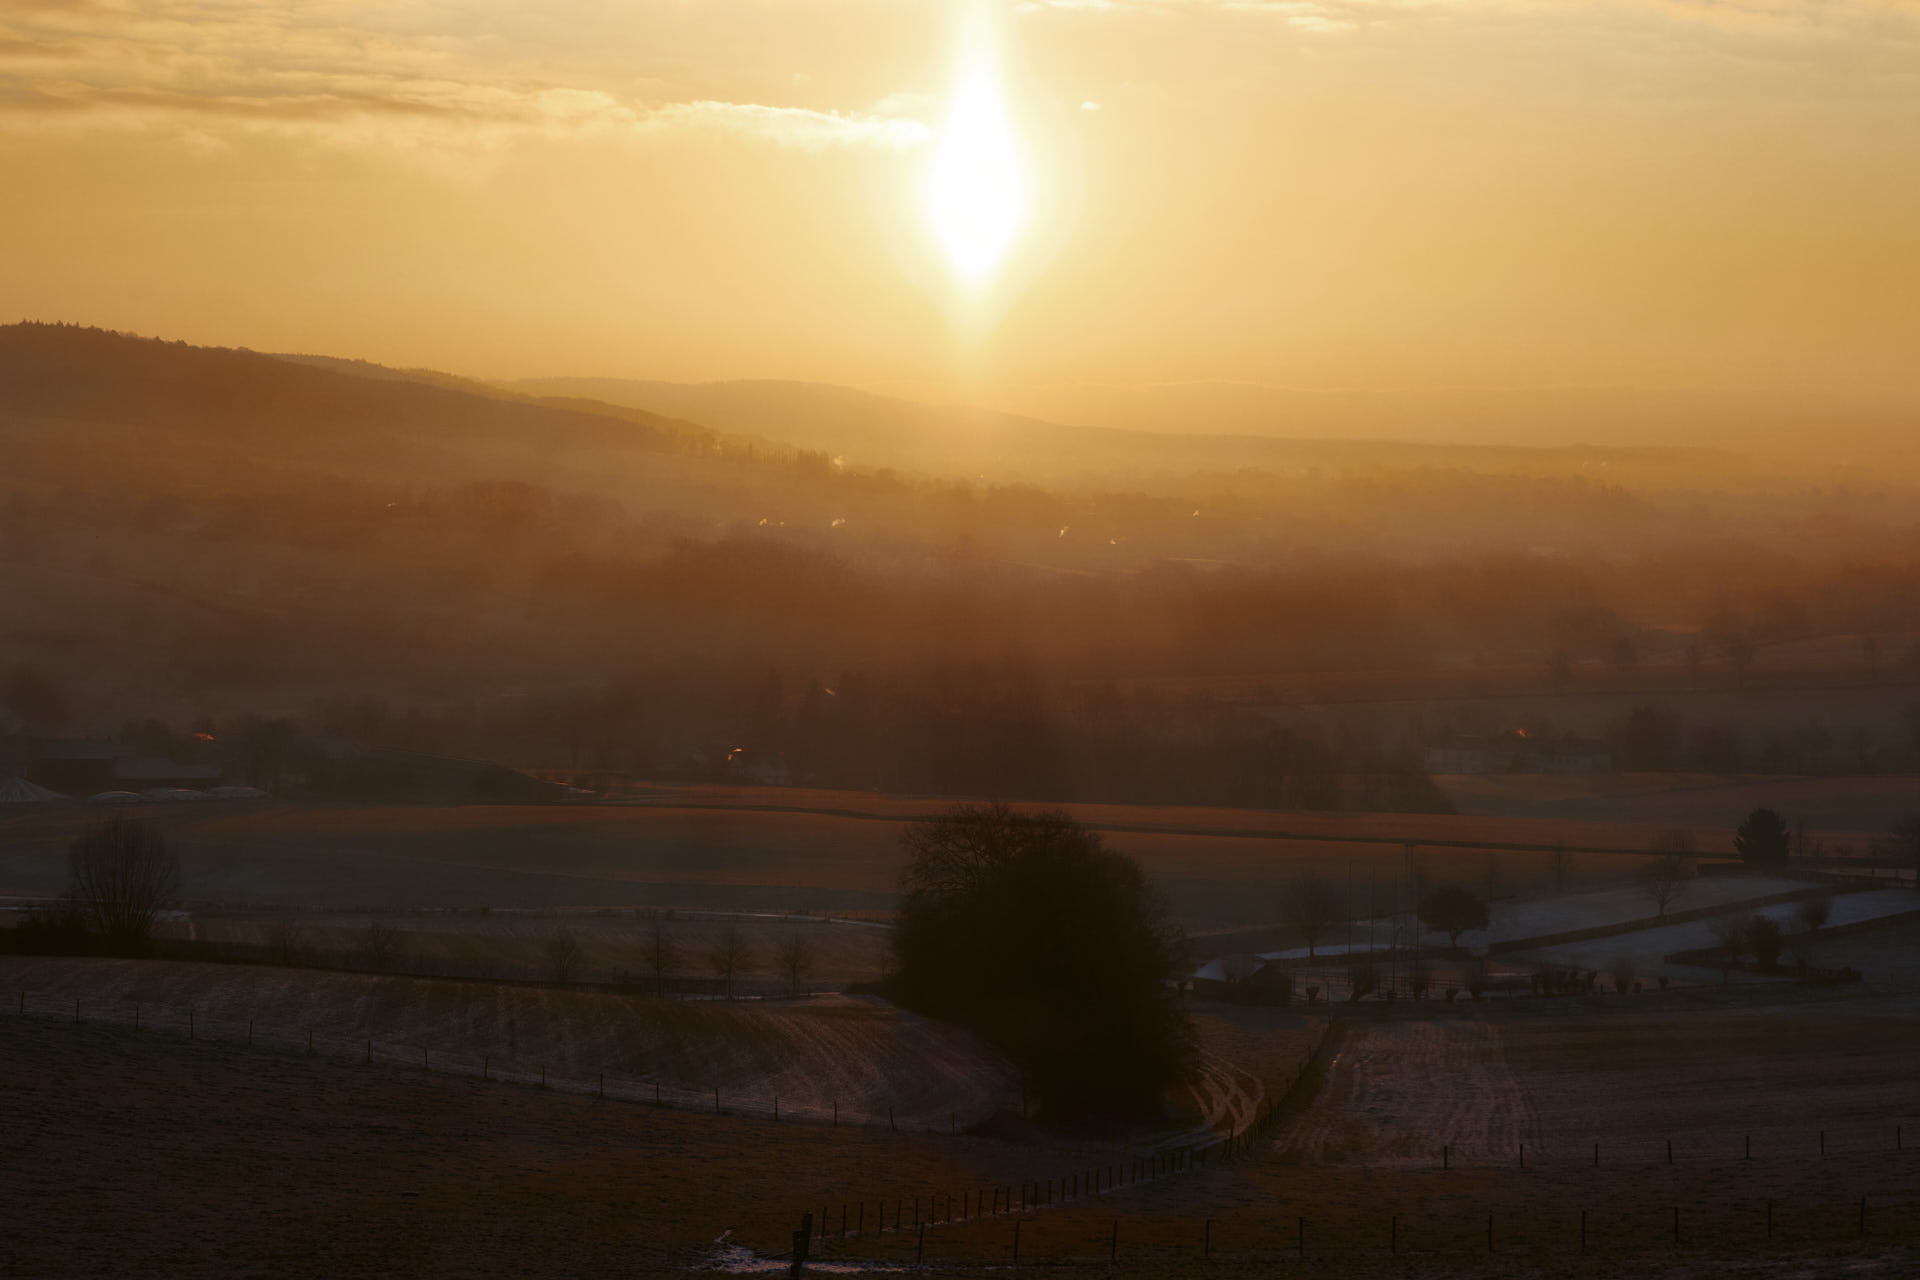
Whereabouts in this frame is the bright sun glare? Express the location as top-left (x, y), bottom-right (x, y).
top-left (927, 70), bottom-right (1024, 286)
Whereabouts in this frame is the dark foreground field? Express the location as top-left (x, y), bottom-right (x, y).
top-left (4, 993), bottom-right (1917, 1279)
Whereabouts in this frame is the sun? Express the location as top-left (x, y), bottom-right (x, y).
top-left (926, 70), bottom-right (1025, 286)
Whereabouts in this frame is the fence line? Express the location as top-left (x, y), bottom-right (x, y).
top-left (780, 1193), bottom-right (1920, 1267)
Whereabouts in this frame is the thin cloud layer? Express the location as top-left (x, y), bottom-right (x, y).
top-left (0, 2), bottom-right (931, 154)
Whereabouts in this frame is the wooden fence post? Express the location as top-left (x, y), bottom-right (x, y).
top-left (1297, 1216), bottom-right (1305, 1259)
top-left (1013, 1219), bottom-right (1021, 1268)
top-left (1579, 1209), bottom-right (1586, 1253)
top-left (916, 1221), bottom-right (924, 1266)
top-left (789, 1211), bottom-right (812, 1280)
top-left (1204, 1219), bottom-right (1211, 1259)
top-left (1110, 1219), bottom-right (1118, 1264)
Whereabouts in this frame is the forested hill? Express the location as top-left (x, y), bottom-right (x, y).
top-left (0, 323), bottom-right (708, 461)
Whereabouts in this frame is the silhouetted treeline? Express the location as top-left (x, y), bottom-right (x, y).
top-left (8, 324), bottom-right (1920, 806)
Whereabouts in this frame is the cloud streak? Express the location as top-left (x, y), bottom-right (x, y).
top-left (0, 3), bottom-right (930, 156)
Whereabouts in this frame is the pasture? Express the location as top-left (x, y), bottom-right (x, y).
top-left (4, 778), bottom-right (1884, 933)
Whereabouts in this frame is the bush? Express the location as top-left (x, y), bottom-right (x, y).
top-left (892, 803), bottom-right (1194, 1122)
top-left (1735, 808), bottom-right (1791, 869)
top-left (1417, 885), bottom-right (1489, 949)
top-left (8, 900), bottom-right (95, 955)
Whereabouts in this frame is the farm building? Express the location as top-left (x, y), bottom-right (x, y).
top-left (1191, 954), bottom-right (1294, 1004)
top-left (0, 735), bottom-right (221, 793)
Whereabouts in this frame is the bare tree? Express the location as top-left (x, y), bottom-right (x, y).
top-left (1708, 913), bottom-right (1747, 983)
top-left (270, 919), bottom-right (304, 967)
top-left (1794, 894), bottom-right (1832, 935)
top-left (1637, 851), bottom-right (1691, 918)
top-left (642, 923), bottom-right (680, 997)
top-left (1280, 874), bottom-right (1340, 958)
top-left (1548, 843), bottom-right (1572, 897)
top-left (708, 924), bottom-right (755, 999)
top-left (1611, 955), bottom-right (1637, 994)
top-left (1345, 957), bottom-right (1379, 1003)
top-left (544, 926), bottom-right (584, 984)
top-left (363, 919), bottom-right (401, 973)
top-left (775, 931), bottom-right (815, 998)
top-left (66, 816), bottom-right (180, 952)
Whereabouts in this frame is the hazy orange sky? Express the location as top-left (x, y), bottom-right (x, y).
top-left (4, 1), bottom-right (1918, 424)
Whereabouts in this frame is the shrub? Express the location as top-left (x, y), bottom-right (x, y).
top-left (1417, 885), bottom-right (1489, 949)
top-left (1734, 808), bottom-right (1791, 869)
top-left (1746, 916), bottom-right (1784, 971)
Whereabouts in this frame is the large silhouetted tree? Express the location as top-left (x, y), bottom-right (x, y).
top-left (892, 804), bottom-right (1194, 1121)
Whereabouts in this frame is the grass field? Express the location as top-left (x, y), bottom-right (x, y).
top-left (10, 780), bottom-right (1895, 932)
top-left (4, 973), bottom-right (1915, 1278)
top-left (0, 955), bottom-right (1020, 1129)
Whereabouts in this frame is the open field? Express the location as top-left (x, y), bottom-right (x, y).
top-left (750, 995), bottom-right (1920, 1275)
top-left (0, 956), bottom-right (1020, 1129)
top-left (0, 1016), bottom-right (1123, 1279)
top-left (9, 782), bottom-right (1903, 933)
top-left (4, 982), bottom-right (1916, 1277)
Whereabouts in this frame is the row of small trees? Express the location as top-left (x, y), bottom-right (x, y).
top-left (345, 918), bottom-right (820, 997)
top-left (1279, 875), bottom-right (1491, 956)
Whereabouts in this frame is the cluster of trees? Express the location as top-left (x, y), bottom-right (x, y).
top-left (1278, 874), bottom-right (1492, 957)
top-left (13, 325), bottom-right (1920, 809)
top-left (891, 805), bottom-right (1194, 1122)
top-left (1610, 704), bottom-right (1920, 775)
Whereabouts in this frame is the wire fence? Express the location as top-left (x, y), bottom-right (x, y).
top-left (779, 1194), bottom-right (1920, 1267)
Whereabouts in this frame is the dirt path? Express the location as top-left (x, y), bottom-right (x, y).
top-left (1274, 1018), bottom-right (1534, 1167)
